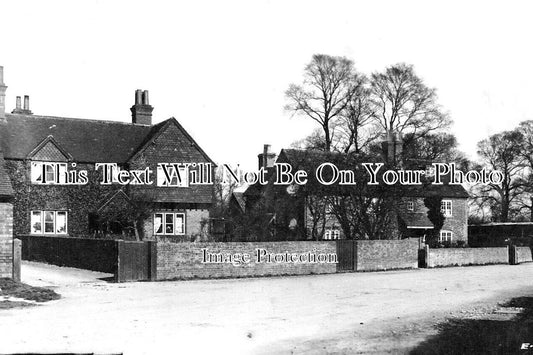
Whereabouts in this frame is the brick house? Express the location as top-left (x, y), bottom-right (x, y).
top-left (239, 139), bottom-right (469, 244)
top-left (0, 66), bottom-right (214, 242)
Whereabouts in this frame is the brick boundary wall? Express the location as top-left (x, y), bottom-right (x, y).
top-left (510, 246), bottom-right (533, 265)
top-left (156, 241), bottom-right (338, 280)
top-left (354, 239), bottom-right (419, 271)
top-left (425, 246), bottom-right (509, 268)
top-left (18, 235), bottom-right (117, 273)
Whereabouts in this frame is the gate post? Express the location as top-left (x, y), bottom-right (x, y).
top-left (115, 240), bottom-right (125, 283)
top-left (147, 240), bottom-right (157, 281)
top-left (12, 238), bottom-right (21, 282)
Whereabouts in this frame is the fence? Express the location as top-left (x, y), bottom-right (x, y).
top-left (17, 235), bottom-right (156, 282)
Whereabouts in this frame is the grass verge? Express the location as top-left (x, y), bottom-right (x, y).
top-left (0, 278), bottom-right (60, 304)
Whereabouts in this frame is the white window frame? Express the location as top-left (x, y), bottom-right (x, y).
top-left (441, 200), bottom-right (452, 217)
top-left (30, 210), bottom-right (68, 235)
top-left (156, 165), bottom-right (189, 187)
top-left (407, 201), bottom-right (414, 211)
top-left (30, 162), bottom-right (68, 185)
top-left (439, 230), bottom-right (453, 243)
top-left (324, 230), bottom-right (332, 240)
top-left (323, 228), bottom-right (340, 240)
top-left (153, 212), bottom-right (186, 235)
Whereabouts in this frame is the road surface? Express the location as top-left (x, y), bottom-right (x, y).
top-left (0, 261), bottom-right (532, 354)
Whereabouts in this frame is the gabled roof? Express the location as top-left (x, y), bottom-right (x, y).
top-left (128, 117), bottom-right (214, 164)
top-left (27, 135), bottom-right (72, 161)
top-left (97, 190), bottom-right (133, 212)
top-left (0, 114), bottom-right (214, 165)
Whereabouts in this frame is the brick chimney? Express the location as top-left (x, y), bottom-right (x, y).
top-left (257, 144), bottom-right (276, 170)
top-left (0, 67), bottom-right (7, 120)
top-left (12, 95), bottom-right (32, 115)
top-left (381, 131), bottom-right (403, 165)
top-left (130, 89), bottom-right (153, 125)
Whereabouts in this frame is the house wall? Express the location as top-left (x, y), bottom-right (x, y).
top-left (0, 202), bottom-right (13, 277)
top-left (129, 123), bottom-right (214, 204)
top-left (402, 197), bottom-right (468, 243)
top-left (304, 204), bottom-right (344, 240)
top-left (6, 160), bottom-right (121, 236)
top-left (156, 241), bottom-right (338, 280)
top-left (142, 207), bottom-right (209, 241)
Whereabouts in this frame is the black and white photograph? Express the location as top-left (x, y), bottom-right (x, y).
top-left (1, 1), bottom-right (533, 354)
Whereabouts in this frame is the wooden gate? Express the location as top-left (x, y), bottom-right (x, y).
top-left (116, 241), bottom-right (156, 282)
top-left (336, 240), bottom-right (355, 271)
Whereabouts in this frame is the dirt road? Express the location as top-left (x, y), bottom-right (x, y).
top-left (0, 261), bottom-right (532, 354)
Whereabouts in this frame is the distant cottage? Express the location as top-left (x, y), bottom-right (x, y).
top-left (0, 66), bottom-right (214, 242)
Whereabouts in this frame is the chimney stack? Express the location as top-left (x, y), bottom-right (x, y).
top-left (12, 95), bottom-right (32, 115)
top-left (257, 144), bottom-right (276, 170)
top-left (0, 66), bottom-right (7, 120)
top-left (131, 89), bottom-right (153, 125)
top-left (381, 131), bottom-right (403, 166)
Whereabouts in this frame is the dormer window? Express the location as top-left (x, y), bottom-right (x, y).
top-left (30, 162), bottom-right (67, 184)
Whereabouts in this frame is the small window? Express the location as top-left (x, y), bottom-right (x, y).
top-left (30, 211), bottom-right (42, 234)
top-left (323, 228), bottom-right (340, 240)
top-left (407, 201), bottom-right (414, 211)
top-left (441, 200), bottom-right (452, 217)
top-left (154, 212), bottom-right (186, 235)
top-left (154, 213), bottom-right (163, 234)
top-left (156, 165), bottom-right (189, 187)
top-left (30, 162), bottom-right (67, 184)
top-left (439, 230), bottom-right (453, 243)
top-left (332, 229), bottom-right (340, 239)
top-left (30, 211), bottom-right (68, 235)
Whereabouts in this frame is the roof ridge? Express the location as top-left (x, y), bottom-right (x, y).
top-left (6, 113), bottom-right (154, 127)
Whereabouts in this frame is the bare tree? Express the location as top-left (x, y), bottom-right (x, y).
top-left (285, 54), bottom-right (364, 151)
top-left (369, 63), bottom-right (450, 146)
top-left (513, 121), bottom-right (533, 220)
top-left (335, 80), bottom-right (380, 153)
top-left (475, 130), bottom-right (526, 222)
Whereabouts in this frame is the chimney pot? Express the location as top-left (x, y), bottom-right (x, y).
top-left (135, 89), bottom-right (142, 105)
top-left (142, 90), bottom-right (149, 105)
top-left (23, 95), bottom-right (29, 110)
top-left (0, 66), bottom-right (6, 120)
top-left (15, 96), bottom-right (21, 109)
top-left (258, 144), bottom-right (276, 170)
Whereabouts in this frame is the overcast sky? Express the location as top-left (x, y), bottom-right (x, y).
top-left (2, 0), bottom-right (533, 169)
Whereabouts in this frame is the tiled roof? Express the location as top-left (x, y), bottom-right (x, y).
top-left (1, 114), bottom-right (158, 163)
